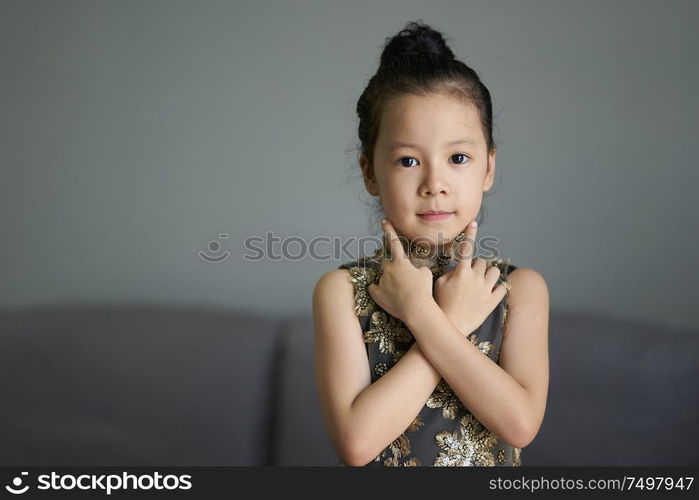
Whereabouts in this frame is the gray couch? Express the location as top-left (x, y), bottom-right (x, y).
top-left (1, 306), bottom-right (697, 466)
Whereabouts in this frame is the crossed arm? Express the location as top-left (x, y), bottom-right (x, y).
top-left (313, 266), bottom-right (549, 466)
top-left (403, 267), bottom-right (549, 449)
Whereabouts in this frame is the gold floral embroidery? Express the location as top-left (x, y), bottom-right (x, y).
top-left (346, 265), bottom-right (382, 317)
top-left (382, 452), bottom-right (421, 467)
top-left (467, 332), bottom-right (495, 356)
top-left (375, 414), bottom-right (425, 466)
top-left (486, 257), bottom-right (513, 288)
top-left (401, 458), bottom-right (421, 466)
top-left (381, 434), bottom-right (410, 465)
top-left (434, 413), bottom-right (498, 466)
top-left (374, 362), bottom-right (388, 377)
top-left (513, 447), bottom-right (522, 466)
top-left (364, 310), bottom-right (413, 354)
top-left (426, 379), bottom-right (463, 420)
top-left (497, 448), bottom-right (506, 464)
top-left (407, 414), bottom-right (425, 433)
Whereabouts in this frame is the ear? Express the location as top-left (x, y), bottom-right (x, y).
top-left (483, 148), bottom-right (496, 192)
top-left (360, 153), bottom-right (380, 196)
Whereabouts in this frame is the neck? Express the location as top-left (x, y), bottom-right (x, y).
top-left (378, 230), bottom-right (467, 271)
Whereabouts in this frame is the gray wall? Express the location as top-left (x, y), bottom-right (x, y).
top-left (1, 0), bottom-right (697, 329)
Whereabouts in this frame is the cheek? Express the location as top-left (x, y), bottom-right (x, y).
top-left (382, 178), bottom-right (412, 205)
top-left (453, 184), bottom-right (484, 211)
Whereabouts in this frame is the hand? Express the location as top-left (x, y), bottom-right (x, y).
top-left (433, 220), bottom-right (509, 336)
top-left (367, 219), bottom-right (435, 324)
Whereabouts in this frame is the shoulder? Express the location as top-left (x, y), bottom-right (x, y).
top-left (508, 267), bottom-right (549, 299)
top-left (313, 268), bottom-right (353, 304)
top-left (506, 267), bottom-right (549, 318)
top-left (316, 250), bottom-right (383, 296)
top-left (313, 269), bottom-right (358, 335)
top-left (314, 262), bottom-right (382, 321)
top-left (312, 266), bottom-right (364, 315)
top-left (508, 267), bottom-right (548, 291)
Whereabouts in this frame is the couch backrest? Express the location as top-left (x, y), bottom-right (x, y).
top-left (0, 306), bottom-right (283, 466)
top-left (2, 307), bottom-right (697, 466)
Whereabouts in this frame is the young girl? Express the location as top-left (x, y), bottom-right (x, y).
top-left (313, 20), bottom-right (549, 467)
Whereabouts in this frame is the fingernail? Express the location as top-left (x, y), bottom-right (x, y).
top-left (470, 220), bottom-right (477, 228)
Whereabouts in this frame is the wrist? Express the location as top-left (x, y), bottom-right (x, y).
top-left (443, 314), bottom-right (476, 337)
top-left (432, 302), bottom-right (475, 338)
top-left (457, 322), bottom-right (478, 337)
top-left (403, 296), bottom-right (439, 330)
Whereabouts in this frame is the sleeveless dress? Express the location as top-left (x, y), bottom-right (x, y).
top-left (336, 246), bottom-right (521, 467)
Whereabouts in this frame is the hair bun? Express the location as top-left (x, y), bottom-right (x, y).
top-left (380, 20), bottom-right (455, 66)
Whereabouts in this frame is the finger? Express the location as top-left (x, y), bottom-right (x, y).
top-left (491, 283), bottom-right (509, 303)
top-left (456, 220), bottom-right (478, 271)
top-left (382, 218), bottom-right (405, 261)
top-left (420, 266), bottom-right (433, 279)
top-left (436, 268), bottom-right (453, 282)
top-left (485, 263), bottom-right (501, 285)
top-left (472, 258), bottom-right (487, 274)
top-left (367, 282), bottom-right (378, 301)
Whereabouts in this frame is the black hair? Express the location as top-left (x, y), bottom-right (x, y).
top-left (352, 20), bottom-right (499, 230)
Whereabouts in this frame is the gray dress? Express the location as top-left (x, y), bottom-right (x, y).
top-left (336, 246), bottom-right (521, 467)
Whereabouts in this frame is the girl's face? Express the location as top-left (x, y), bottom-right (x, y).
top-left (360, 92), bottom-right (495, 249)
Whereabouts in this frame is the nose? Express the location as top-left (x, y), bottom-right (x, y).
top-left (419, 163), bottom-right (449, 197)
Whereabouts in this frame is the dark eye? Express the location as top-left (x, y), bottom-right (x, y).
top-left (397, 157), bottom-right (418, 168)
top-left (451, 153), bottom-right (470, 165)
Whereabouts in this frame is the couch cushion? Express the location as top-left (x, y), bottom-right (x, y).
top-left (274, 315), bottom-right (337, 465)
top-left (0, 306), bottom-right (282, 465)
top-left (525, 311), bottom-right (699, 465)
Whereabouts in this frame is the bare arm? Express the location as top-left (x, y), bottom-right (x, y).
top-left (402, 267), bottom-right (550, 449)
top-left (314, 268), bottom-right (447, 466)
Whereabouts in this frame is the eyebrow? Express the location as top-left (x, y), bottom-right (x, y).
top-left (388, 138), bottom-right (477, 150)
